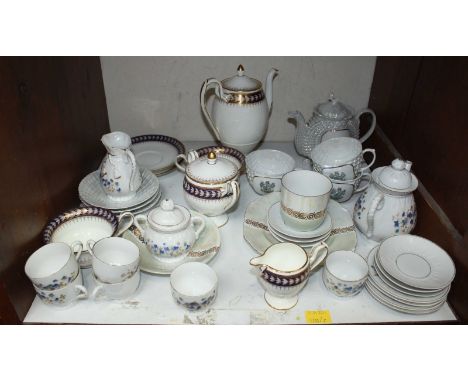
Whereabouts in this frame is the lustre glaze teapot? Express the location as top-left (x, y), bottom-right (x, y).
top-left (200, 65), bottom-right (278, 154)
top-left (289, 93), bottom-right (376, 157)
top-left (99, 131), bottom-right (142, 201)
top-left (353, 159), bottom-right (418, 242)
top-left (134, 199), bottom-right (205, 263)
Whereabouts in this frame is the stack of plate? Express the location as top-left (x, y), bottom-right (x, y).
top-left (366, 235), bottom-right (456, 315)
top-left (79, 168), bottom-right (161, 215)
top-left (267, 202), bottom-right (332, 248)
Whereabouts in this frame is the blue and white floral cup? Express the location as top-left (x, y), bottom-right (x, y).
top-left (322, 251), bottom-right (368, 297)
top-left (33, 270), bottom-right (87, 307)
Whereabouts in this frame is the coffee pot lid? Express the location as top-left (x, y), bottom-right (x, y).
top-left (148, 198), bottom-right (190, 232)
top-left (315, 93), bottom-right (353, 120)
top-left (186, 152), bottom-right (238, 185)
top-left (221, 65), bottom-right (262, 92)
top-left (373, 159), bottom-right (418, 193)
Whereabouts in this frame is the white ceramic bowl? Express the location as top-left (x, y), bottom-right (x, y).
top-left (34, 270), bottom-right (87, 307)
top-left (322, 250), bottom-right (368, 297)
top-left (89, 237), bottom-right (140, 284)
top-left (170, 262), bottom-right (218, 311)
top-left (91, 269), bottom-right (141, 300)
top-left (25, 242), bottom-right (82, 291)
top-left (246, 149), bottom-right (296, 194)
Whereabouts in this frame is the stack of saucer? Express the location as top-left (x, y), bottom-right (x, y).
top-left (366, 235), bottom-right (456, 315)
top-left (79, 168), bottom-right (161, 215)
top-left (267, 202), bottom-right (332, 248)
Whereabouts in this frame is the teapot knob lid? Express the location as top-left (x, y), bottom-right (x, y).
top-left (391, 159), bottom-right (406, 171)
top-left (328, 92), bottom-right (337, 104)
top-left (160, 198), bottom-right (175, 211)
top-left (237, 64), bottom-right (245, 76)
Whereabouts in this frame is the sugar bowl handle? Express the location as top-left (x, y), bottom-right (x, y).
top-left (366, 193), bottom-right (384, 238)
top-left (357, 108), bottom-right (376, 143)
top-left (223, 180), bottom-right (240, 211)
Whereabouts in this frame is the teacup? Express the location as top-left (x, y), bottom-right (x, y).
top-left (170, 262), bottom-right (218, 311)
top-left (246, 149), bottom-right (296, 194)
top-left (91, 269), bottom-right (140, 300)
top-left (322, 251), bottom-right (368, 297)
top-left (329, 173), bottom-right (371, 203)
top-left (34, 270), bottom-right (87, 307)
top-left (310, 137), bottom-right (376, 180)
top-left (88, 237), bottom-right (140, 284)
top-left (280, 170), bottom-right (332, 231)
top-left (25, 242), bottom-right (83, 291)
top-left (250, 242), bottom-right (328, 310)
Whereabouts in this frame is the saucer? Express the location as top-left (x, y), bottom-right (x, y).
top-left (267, 202), bottom-right (332, 240)
top-left (79, 168), bottom-right (160, 210)
top-left (244, 192), bottom-right (357, 255)
top-left (131, 135), bottom-right (185, 176)
top-left (268, 223), bottom-right (331, 247)
top-left (122, 210), bottom-right (220, 275)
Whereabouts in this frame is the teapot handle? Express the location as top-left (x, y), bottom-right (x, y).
top-left (356, 108), bottom-right (376, 143)
top-left (366, 193), bottom-right (384, 239)
top-left (223, 180), bottom-right (240, 212)
top-left (200, 78), bottom-right (228, 141)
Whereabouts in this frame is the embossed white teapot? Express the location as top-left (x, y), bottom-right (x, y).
top-left (201, 65), bottom-right (278, 154)
top-left (289, 93), bottom-right (376, 157)
top-left (353, 159), bottom-right (418, 242)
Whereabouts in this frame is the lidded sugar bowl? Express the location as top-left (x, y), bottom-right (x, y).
top-left (176, 151), bottom-right (241, 227)
top-left (200, 65), bottom-right (278, 154)
top-left (353, 159), bottom-right (418, 242)
top-left (289, 93), bottom-right (377, 157)
top-left (134, 198), bottom-right (205, 263)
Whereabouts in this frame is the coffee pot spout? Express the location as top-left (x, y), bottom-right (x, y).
top-left (265, 68), bottom-right (279, 112)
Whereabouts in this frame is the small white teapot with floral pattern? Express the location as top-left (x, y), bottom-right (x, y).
top-left (353, 159), bottom-right (418, 242)
top-left (134, 199), bottom-right (205, 263)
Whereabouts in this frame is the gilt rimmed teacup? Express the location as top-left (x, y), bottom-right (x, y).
top-left (34, 270), bottom-right (87, 307)
top-left (25, 242), bottom-right (83, 291)
top-left (88, 237), bottom-right (140, 284)
top-left (280, 170), bottom-right (332, 231)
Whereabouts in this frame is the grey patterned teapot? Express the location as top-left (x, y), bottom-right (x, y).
top-left (289, 93), bottom-right (376, 157)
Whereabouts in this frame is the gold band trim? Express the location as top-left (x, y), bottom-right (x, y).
top-left (281, 204), bottom-right (326, 220)
top-left (224, 90), bottom-right (265, 104)
top-left (330, 226), bottom-right (355, 236)
top-left (245, 219), bottom-right (269, 231)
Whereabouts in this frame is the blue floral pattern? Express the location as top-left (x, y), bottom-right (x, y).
top-left (37, 291), bottom-right (66, 304)
top-left (392, 205), bottom-right (417, 234)
top-left (323, 274), bottom-right (365, 297)
top-left (100, 172), bottom-right (122, 193)
top-left (328, 171), bottom-right (346, 181)
top-left (260, 181), bottom-right (276, 193)
top-left (331, 186), bottom-right (347, 201)
top-left (148, 239), bottom-right (191, 257)
top-left (354, 190), bottom-right (367, 220)
top-left (176, 291), bottom-right (216, 311)
top-left (34, 271), bottom-right (77, 291)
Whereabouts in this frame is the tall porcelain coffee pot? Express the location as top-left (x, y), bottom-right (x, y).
top-left (99, 131), bottom-right (142, 201)
top-left (200, 65), bottom-right (278, 154)
top-left (353, 159), bottom-right (418, 242)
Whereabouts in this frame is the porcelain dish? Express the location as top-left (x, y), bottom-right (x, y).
top-left (131, 134), bottom-right (185, 175)
top-left (79, 168), bottom-right (160, 210)
top-left (122, 210), bottom-right (221, 275)
top-left (243, 192), bottom-right (357, 255)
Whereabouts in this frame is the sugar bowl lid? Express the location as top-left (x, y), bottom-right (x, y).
top-left (373, 159), bottom-right (418, 193)
top-left (186, 152), bottom-right (238, 185)
top-left (147, 198), bottom-right (190, 232)
top-left (221, 65), bottom-right (262, 92)
top-left (315, 93), bottom-right (353, 120)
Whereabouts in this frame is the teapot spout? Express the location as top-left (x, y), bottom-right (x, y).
top-left (265, 68), bottom-right (279, 112)
top-left (288, 110), bottom-right (307, 129)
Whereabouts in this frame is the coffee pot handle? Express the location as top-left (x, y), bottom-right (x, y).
top-left (357, 108), bottom-right (376, 143)
top-left (366, 193), bottom-right (384, 238)
top-left (200, 78), bottom-right (228, 141)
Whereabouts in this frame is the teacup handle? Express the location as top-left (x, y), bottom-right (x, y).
top-left (308, 242), bottom-right (329, 272)
top-left (91, 285), bottom-right (104, 300)
top-left (86, 239), bottom-right (96, 256)
top-left (115, 211), bottom-right (135, 237)
top-left (357, 108), bottom-right (376, 143)
top-left (74, 285), bottom-right (88, 300)
top-left (71, 241), bottom-right (83, 261)
top-left (360, 149), bottom-right (376, 172)
top-left (191, 216), bottom-right (206, 240)
top-left (354, 173), bottom-right (372, 193)
top-left (133, 214), bottom-right (148, 237)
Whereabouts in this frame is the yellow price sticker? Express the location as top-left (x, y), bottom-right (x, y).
top-left (305, 310), bottom-right (332, 324)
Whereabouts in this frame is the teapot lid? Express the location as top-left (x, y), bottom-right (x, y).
top-left (186, 152), bottom-right (238, 185)
top-left (221, 65), bottom-right (262, 92)
top-left (315, 93), bottom-right (353, 120)
top-left (147, 199), bottom-right (190, 232)
top-left (373, 159), bottom-right (418, 193)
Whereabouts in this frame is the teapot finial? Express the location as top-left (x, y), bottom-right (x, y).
top-left (237, 64), bottom-right (245, 76)
top-left (329, 92), bottom-right (337, 103)
top-left (207, 151), bottom-right (217, 165)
